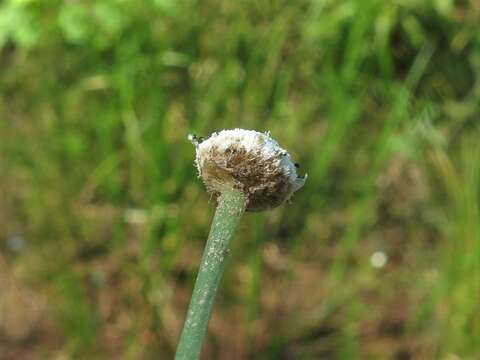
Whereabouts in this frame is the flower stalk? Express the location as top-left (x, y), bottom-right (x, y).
top-left (175, 187), bottom-right (247, 360)
top-left (175, 129), bottom-right (305, 359)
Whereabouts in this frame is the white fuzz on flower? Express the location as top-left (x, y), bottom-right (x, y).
top-left (189, 129), bottom-right (306, 211)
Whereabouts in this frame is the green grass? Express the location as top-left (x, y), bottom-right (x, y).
top-left (0, 0), bottom-right (479, 358)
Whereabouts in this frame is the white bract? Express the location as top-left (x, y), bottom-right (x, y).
top-left (189, 129), bottom-right (306, 211)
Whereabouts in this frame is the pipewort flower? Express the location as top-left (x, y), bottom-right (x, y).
top-left (175, 129), bottom-right (305, 359)
top-left (190, 129), bottom-right (306, 211)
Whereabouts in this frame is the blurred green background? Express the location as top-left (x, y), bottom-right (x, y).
top-left (1, 0), bottom-right (479, 359)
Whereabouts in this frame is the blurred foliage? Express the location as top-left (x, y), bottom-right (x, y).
top-left (0, 0), bottom-right (479, 359)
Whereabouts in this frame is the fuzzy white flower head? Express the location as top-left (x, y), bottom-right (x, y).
top-left (189, 129), bottom-right (306, 211)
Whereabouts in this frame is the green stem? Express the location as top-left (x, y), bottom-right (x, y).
top-left (175, 187), bottom-right (247, 360)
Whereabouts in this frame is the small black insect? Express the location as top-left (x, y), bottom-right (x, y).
top-left (188, 133), bottom-right (205, 145)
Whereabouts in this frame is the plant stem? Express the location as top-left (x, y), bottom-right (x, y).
top-left (175, 187), bottom-right (247, 360)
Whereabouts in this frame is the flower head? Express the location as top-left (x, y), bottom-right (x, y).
top-left (189, 129), bottom-right (306, 211)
